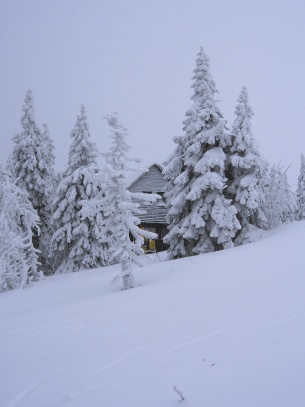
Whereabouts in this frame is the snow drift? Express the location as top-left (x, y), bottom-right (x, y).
top-left (1, 221), bottom-right (305, 407)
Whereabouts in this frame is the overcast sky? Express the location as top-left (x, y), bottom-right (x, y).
top-left (1, 0), bottom-right (305, 186)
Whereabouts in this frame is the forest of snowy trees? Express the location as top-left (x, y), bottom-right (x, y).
top-left (1, 47), bottom-right (304, 292)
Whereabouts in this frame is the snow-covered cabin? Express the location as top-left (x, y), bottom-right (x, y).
top-left (127, 163), bottom-right (169, 252)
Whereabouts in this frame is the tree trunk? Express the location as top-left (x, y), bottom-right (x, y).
top-left (121, 251), bottom-right (135, 290)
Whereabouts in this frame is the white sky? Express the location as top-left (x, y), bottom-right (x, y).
top-left (1, 0), bottom-right (305, 186)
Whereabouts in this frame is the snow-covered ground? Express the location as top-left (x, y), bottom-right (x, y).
top-left (1, 222), bottom-right (305, 407)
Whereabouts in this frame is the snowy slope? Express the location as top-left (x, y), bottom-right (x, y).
top-left (1, 222), bottom-right (305, 407)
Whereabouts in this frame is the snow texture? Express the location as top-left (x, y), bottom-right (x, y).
top-left (1, 222), bottom-right (305, 406)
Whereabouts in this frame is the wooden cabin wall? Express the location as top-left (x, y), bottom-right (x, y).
top-left (128, 165), bottom-right (166, 194)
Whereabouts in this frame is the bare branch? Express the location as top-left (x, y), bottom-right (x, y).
top-left (173, 386), bottom-right (185, 402)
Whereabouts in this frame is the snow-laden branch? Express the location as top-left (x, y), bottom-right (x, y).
top-left (130, 192), bottom-right (161, 202)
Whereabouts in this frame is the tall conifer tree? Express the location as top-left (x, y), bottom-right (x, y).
top-left (11, 90), bottom-right (55, 272)
top-left (261, 164), bottom-right (296, 229)
top-left (0, 167), bottom-right (40, 291)
top-left (49, 105), bottom-right (106, 273)
top-left (163, 47), bottom-right (240, 259)
top-left (296, 154), bottom-right (305, 220)
top-left (227, 87), bottom-right (267, 243)
top-left (100, 113), bottom-right (158, 290)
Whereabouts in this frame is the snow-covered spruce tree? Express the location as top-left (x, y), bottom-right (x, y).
top-left (163, 47), bottom-right (240, 259)
top-left (42, 124), bottom-right (62, 199)
top-left (261, 164), bottom-right (296, 229)
top-left (162, 135), bottom-right (189, 257)
top-left (226, 86), bottom-right (268, 244)
top-left (5, 153), bottom-right (17, 180)
top-left (101, 113), bottom-right (158, 290)
top-left (41, 123), bottom-right (56, 184)
top-left (296, 154), bottom-right (305, 220)
top-left (11, 90), bottom-right (55, 273)
top-left (38, 123), bottom-right (57, 273)
top-left (50, 105), bottom-right (109, 273)
top-left (0, 167), bottom-right (41, 291)
top-left (281, 171), bottom-right (297, 223)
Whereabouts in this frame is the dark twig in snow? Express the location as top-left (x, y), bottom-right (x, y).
top-left (173, 386), bottom-right (185, 402)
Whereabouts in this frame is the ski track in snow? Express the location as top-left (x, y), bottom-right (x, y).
top-left (90, 343), bottom-right (154, 377)
top-left (161, 326), bottom-right (231, 354)
top-left (248, 313), bottom-right (305, 333)
top-left (4, 368), bottom-right (65, 407)
top-left (5, 381), bottom-right (41, 407)
top-left (2, 223), bottom-right (305, 407)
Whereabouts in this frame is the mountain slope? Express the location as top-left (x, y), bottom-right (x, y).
top-left (1, 222), bottom-right (305, 407)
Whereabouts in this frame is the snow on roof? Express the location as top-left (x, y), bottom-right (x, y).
top-left (126, 168), bottom-right (149, 188)
top-left (126, 163), bottom-right (163, 189)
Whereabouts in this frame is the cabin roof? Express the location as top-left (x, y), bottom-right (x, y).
top-left (127, 163), bottom-right (167, 225)
top-left (126, 163), bottom-right (163, 189)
